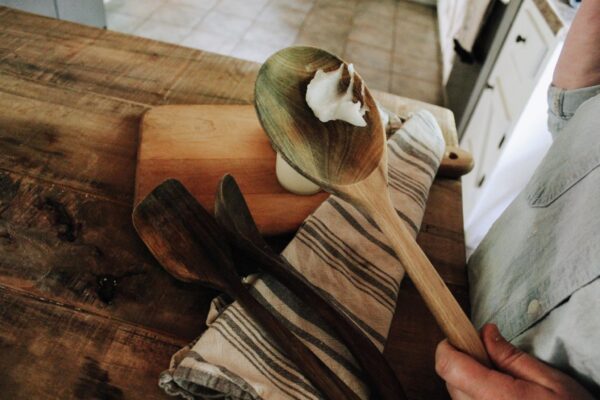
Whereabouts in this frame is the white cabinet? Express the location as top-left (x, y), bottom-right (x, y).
top-left (0, 0), bottom-right (106, 27)
top-left (461, 85), bottom-right (511, 214)
top-left (460, 0), bottom-right (561, 222)
top-left (0, 0), bottom-right (57, 17)
top-left (488, 0), bottom-right (555, 119)
top-left (55, 0), bottom-right (106, 27)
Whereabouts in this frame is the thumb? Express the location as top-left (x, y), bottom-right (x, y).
top-left (482, 323), bottom-right (565, 389)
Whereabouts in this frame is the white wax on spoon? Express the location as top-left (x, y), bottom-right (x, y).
top-left (305, 63), bottom-right (369, 127)
top-left (276, 63), bottom-right (372, 195)
top-left (275, 153), bottom-right (321, 195)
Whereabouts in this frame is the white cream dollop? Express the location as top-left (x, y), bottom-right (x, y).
top-left (305, 63), bottom-right (369, 127)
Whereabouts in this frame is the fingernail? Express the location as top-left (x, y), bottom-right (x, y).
top-left (489, 323), bottom-right (502, 342)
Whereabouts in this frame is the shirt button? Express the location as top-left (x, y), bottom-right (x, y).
top-left (527, 299), bottom-right (541, 317)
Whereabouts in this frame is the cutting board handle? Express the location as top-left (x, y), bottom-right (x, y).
top-left (438, 146), bottom-right (474, 178)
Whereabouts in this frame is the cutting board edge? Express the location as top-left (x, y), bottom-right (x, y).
top-left (134, 107), bottom-right (153, 207)
top-left (134, 104), bottom-right (255, 206)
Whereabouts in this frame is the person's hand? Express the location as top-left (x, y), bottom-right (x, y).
top-left (435, 323), bottom-right (595, 400)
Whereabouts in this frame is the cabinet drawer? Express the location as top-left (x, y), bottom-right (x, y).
top-left (488, 0), bottom-right (554, 120)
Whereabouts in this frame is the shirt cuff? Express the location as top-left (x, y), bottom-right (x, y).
top-left (548, 84), bottom-right (600, 137)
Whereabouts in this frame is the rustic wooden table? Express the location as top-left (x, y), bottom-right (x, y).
top-left (0, 7), bottom-right (467, 399)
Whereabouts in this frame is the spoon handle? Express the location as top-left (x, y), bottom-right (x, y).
top-left (230, 278), bottom-right (361, 400)
top-left (363, 195), bottom-right (490, 367)
top-left (236, 246), bottom-right (407, 400)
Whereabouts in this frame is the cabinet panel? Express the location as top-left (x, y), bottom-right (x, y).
top-left (460, 0), bottom-right (561, 226)
top-left (460, 88), bottom-right (493, 215)
top-left (509, 8), bottom-right (549, 82)
top-left (475, 87), bottom-right (511, 188)
top-left (0, 0), bottom-right (56, 17)
top-left (488, 0), bottom-right (553, 120)
top-left (0, 0), bottom-right (106, 27)
top-left (56, 0), bottom-right (106, 28)
top-left (461, 84), bottom-right (511, 217)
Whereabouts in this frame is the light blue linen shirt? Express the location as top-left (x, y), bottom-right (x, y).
top-left (468, 83), bottom-right (600, 395)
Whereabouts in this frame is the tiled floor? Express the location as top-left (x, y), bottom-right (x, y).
top-left (105, 0), bottom-right (443, 104)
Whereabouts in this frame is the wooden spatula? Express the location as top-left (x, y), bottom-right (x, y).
top-left (132, 179), bottom-right (360, 400)
top-left (215, 174), bottom-right (407, 400)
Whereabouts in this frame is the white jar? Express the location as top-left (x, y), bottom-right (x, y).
top-left (275, 153), bottom-right (321, 195)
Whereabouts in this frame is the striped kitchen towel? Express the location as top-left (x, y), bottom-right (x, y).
top-left (159, 109), bottom-right (446, 400)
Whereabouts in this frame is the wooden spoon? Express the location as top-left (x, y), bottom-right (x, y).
top-left (132, 179), bottom-right (361, 400)
top-left (254, 46), bottom-right (489, 366)
top-left (215, 174), bottom-right (407, 400)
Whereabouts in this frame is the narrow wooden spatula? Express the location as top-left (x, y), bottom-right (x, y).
top-left (132, 179), bottom-right (360, 400)
top-left (215, 174), bottom-right (407, 400)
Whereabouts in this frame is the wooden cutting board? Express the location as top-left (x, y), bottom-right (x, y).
top-left (135, 104), bottom-right (329, 235)
top-left (134, 100), bottom-right (469, 235)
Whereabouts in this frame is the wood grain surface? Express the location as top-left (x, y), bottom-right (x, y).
top-left (135, 99), bottom-right (461, 236)
top-left (135, 105), bottom-right (329, 235)
top-left (0, 7), bottom-right (465, 399)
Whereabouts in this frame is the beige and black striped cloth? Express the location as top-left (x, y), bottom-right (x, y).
top-left (159, 109), bottom-right (446, 400)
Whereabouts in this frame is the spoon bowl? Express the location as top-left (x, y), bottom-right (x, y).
top-left (255, 46), bottom-right (490, 366)
top-left (255, 46), bottom-right (384, 187)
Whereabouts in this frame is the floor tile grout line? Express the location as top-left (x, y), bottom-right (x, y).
top-left (105, 11), bottom-right (147, 34)
top-left (230, 0), bottom-right (280, 58)
top-left (389, 0), bottom-right (399, 92)
top-left (178, 0), bottom-right (271, 56)
top-left (177, 1), bottom-right (220, 45)
top-left (291, 1), bottom-right (317, 46)
top-left (108, 7), bottom-right (152, 35)
top-left (391, 0), bottom-right (443, 101)
top-left (340, 0), bottom-right (359, 59)
top-left (107, 0), bottom-right (443, 102)
top-left (343, 1), bottom-right (400, 85)
top-left (431, 5), bottom-right (446, 105)
top-left (115, 0), bottom-right (168, 36)
top-left (392, 70), bottom-right (443, 86)
top-left (247, 0), bottom-right (304, 50)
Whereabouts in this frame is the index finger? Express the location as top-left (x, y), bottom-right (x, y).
top-left (435, 339), bottom-right (516, 399)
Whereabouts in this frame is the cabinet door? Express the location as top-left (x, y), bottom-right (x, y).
top-left (488, 0), bottom-right (554, 120)
top-left (460, 87), bottom-right (493, 215)
top-left (0, 0), bottom-right (57, 17)
top-left (462, 0), bottom-right (558, 220)
top-left (460, 85), bottom-right (511, 217)
top-left (56, 0), bottom-right (106, 28)
top-left (474, 87), bottom-right (511, 190)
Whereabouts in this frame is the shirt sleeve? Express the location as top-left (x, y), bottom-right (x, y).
top-left (547, 84), bottom-right (600, 138)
